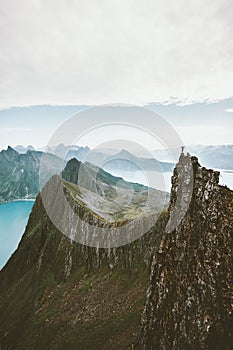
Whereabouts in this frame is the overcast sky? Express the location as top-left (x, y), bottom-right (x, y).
top-left (0, 101), bottom-right (232, 150)
top-left (0, 0), bottom-right (233, 108)
top-left (0, 0), bottom-right (232, 149)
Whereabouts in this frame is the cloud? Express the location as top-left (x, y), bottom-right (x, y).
top-left (224, 108), bottom-right (233, 112)
top-left (0, 0), bottom-right (233, 108)
top-left (176, 125), bottom-right (233, 145)
top-left (0, 128), bottom-right (32, 132)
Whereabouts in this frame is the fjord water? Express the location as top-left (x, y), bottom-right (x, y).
top-left (103, 168), bottom-right (233, 192)
top-left (0, 200), bottom-right (34, 269)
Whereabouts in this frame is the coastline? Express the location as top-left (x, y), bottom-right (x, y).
top-left (0, 199), bottom-right (35, 270)
top-left (0, 198), bottom-right (36, 205)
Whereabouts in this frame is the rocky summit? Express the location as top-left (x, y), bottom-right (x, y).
top-left (0, 154), bottom-right (232, 349)
top-left (134, 154), bottom-right (233, 349)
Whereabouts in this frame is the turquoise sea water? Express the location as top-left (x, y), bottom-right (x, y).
top-left (0, 200), bottom-right (34, 269)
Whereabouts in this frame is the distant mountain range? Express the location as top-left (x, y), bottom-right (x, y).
top-left (188, 145), bottom-right (233, 169)
top-left (0, 147), bottom-right (62, 203)
top-left (8, 143), bottom-right (233, 192)
top-left (14, 143), bottom-right (233, 171)
top-left (0, 147), bottom-right (168, 218)
top-left (152, 144), bottom-right (233, 170)
top-left (14, 144), bottom-right (91, 162)
top-left (14, 145), bottom-right (36, 153)
top-left (14, 144), bottom-right (175, 172)
top-left (92, 150), bottom-right (174, 172)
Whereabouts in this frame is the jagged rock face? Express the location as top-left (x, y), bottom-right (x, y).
top-left (135, 155), bottom-right (233, 349)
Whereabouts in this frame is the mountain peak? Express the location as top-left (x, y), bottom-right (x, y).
top-left (116, 149), bottom-right (137, 158)
top-left (7, 145), bottom-right (18, 153)
top-left (135, 154), bottom-right (233, 349)
top-left (67, 157), bottom-right (81, 165)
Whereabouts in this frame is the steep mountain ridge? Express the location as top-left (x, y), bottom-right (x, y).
top-left (62, 158), bottom-right (168, 223)
top-left (0, 157), bottom-right (168, 349)
top-left (0, 175), bottom-right (168, 349)
top-left (62, 157), bottom-right (149, 191)
top-left (134, 154), bottom-right (233, 349)
top-left (0, 154), bottom-right (232, 349)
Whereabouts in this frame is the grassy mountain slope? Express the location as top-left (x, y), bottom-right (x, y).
top-left (0, 177), bottom-right (168, 349)
top-left (62, 158), bottom-right (168, 222)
